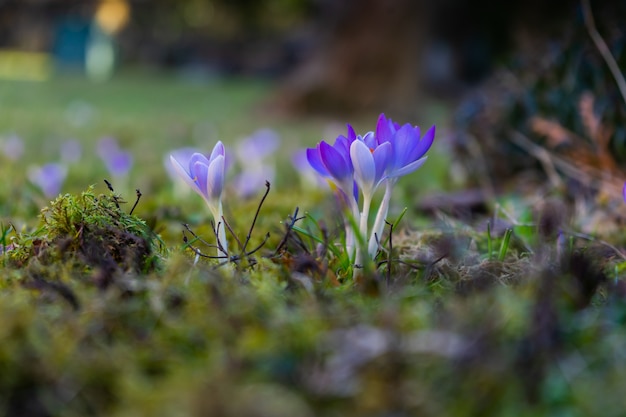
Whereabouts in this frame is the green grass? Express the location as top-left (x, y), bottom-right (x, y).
top-left (0, 72), bottom-right (625, 416)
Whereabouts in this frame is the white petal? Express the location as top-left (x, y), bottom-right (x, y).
top-left (350, 140), bottom-right (376, 193)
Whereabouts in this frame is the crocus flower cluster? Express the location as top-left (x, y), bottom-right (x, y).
top-left (307, 114), bottom-right (435, 266)
top-left (170, 141), bottom-right (227, 259)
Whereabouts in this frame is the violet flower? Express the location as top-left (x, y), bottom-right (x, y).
top-left (307, 126), bottom-right (361, 256)
top-left (28, 163), bottom-right (68, 198)
top-left (306, 114), bottom-right (435, 273)
top-left (170, 141), bottom-right (227, 259)
top-left (367, 114), bottom-right (435, 256)
top-left (233, 129), bottom-right (279, 198)
top-left (97, 136), bottom-right (133, 178)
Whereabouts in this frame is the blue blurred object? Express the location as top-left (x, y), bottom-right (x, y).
top-left (52, 17), bottom-right (90, 69)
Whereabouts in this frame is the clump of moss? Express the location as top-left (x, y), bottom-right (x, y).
top-left (8, 186), bottom-right (162, 287)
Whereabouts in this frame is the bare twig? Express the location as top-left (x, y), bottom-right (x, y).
top-left (183, 223), bottom-right (217, 248)
top-left (242, 181), bottom-right (271, 253)
top-left (273, 207), bottom-right (305, 255)
top-left (222, 216), bottom-right (244, 251)
top-left (129, 189), bottom-right (142, 215)
top-left (581, 0), bottom-right (626, 106)
top-left (104, 179), bottom-right (120, 209)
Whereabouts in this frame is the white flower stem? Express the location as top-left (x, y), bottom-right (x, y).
top-left (354, 192), bottom-right (372, 275)
top-left (209, 200), bottom-right (228, 261)
top-left (345, 198), bottom-right (360, 261)
top-left (368, 181), bottom-right (394, 257)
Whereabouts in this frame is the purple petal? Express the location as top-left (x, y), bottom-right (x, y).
top-left (390, 124), bottom-right (418, 168)
top-left (306, 147), bottom-right (329, 177)
top-left (320, 141), bottom-right (351, 181)
top-left (375, 114), bottom-right (394, 144)
top-left (410, 125), bottom-right (435, 161)
top-left (210, 141), bottom-right (225, 162)
top-left (189, 152), bottom-right (211, 173)
top-left (361, 132), bottom-right (377, 149)
top-left (171, 155), bottom-right (203, 196)
top-left (372, 141), bottom-right (391, 182)
top-left (333, 136), bottom-right (352, 162)
top-left (192, 160), bottom-right (210, 200)
top-left (388, 156), bottom-right (428, 178)
top-left (346, 124), bottom-right (357, 142)
top-left (206, 154), bottom-right (225, 201)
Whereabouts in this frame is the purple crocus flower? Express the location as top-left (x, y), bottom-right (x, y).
top-left (375, 114), bottom-right (435, 179)
top-left (306, 125), bottom-right (360, 204)
top-left (97, 136), bottom-right (134, 177)
top-left (233, 129), bottom-right (280, 198)
top-left (367, 114), bottom-right (435, 257)
top-left (170, 141), bottom-right (227, 258)
top-left (305, 113), bottom-right (436, 270)
top-left (28, 163), bottom-right (68, 198)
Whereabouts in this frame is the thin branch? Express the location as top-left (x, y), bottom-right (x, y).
top-left (221, 216), bottom-right (244, 251)
top-left (242, 181), bottom-right (271, 253)
top-left (183, 223), bottom-right (216, 248)
top-left (273, 207), bottom-right (304, 255)
top-left (182, 231), bottom-right (224, 259)
top-left (245, 232), bottom-right (271, 256)
top-left (104, 179), bottom-right (120, 209)
top-left (211, 220), bottom-right (229, 258)
top-left (129, 189), bottom-right (142, 215)
top-left (581, 0), bottom-right (626, 106)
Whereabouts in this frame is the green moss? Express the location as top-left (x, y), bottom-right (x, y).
top-left (8, 186), bottom-right (163, 280)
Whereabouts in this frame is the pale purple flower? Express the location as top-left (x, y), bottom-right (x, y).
top-left (170, 142), bottom-right (225, 207)
top-left (28, 163), bottom-right (68, 198)
top-left (233, 129), bottom-right (280, 198)
top-left (2, 134), bottom-right (24, 161)
top-left (97, 136), bottom-right (133, 177)
top-left (235, 128), bottom-right (280, 161)
top-left (165, 147), bottom-right (200, 181)
top-left (170, 141), bottom-right (227, 258)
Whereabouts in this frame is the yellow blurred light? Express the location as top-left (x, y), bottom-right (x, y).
top-left (0, 50), bottom-right (51, 81)
top-left (95, 0), bottom-right (131, 35)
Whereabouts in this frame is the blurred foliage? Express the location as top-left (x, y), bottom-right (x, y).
top-left (131, 0), bottom-right (312, 37)
top-left (451, 2), bottom-right (626, 188)
top-left (0, 58), bottom-right (625, 415)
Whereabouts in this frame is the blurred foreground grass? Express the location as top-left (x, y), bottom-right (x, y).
top-left (0, 73), bottom-right (625, 417)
